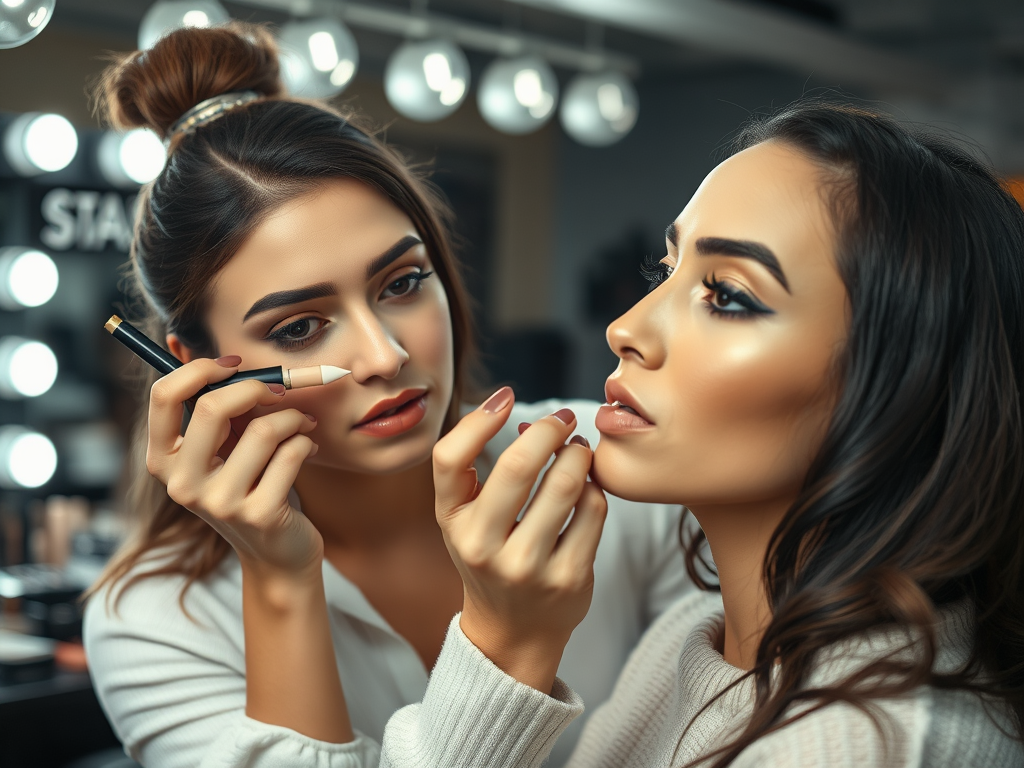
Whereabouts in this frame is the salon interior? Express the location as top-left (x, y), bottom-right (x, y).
top-left (0, 0), bottom-right (1022, 765)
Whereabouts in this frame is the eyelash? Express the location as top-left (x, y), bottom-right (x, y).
top-left (639, 259), bottom-right (773, 318)
top-left (262, 270), bottom-right (435, 351)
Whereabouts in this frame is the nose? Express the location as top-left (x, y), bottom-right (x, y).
top-left (606, 289), bottom-right (666, 369)
top-left (341, 309), bottom-right (409, 384)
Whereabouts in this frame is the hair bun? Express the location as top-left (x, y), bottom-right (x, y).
top-left (98, 21), bottom-right (284, 138)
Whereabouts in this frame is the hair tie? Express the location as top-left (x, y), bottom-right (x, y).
top-left (165, 90), bottom-right (262, 147)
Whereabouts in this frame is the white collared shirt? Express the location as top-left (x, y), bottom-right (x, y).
top-left (84, 399), bottom-right (692, 768)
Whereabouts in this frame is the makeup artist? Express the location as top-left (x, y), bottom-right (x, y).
top-left (82, 22), bottom-right (690, 768)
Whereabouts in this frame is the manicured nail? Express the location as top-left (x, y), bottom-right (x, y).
top-left (309, 443), bottom-right (319, 456)
top-left (267, 383), bottom-right (286, 395)
top-left (216, 355), bottom-right (241, 367)
top-left (305, 413), bottom-right (317, 422)
top-left (517, 421), bottom-right (531, 435)
top-left (553, 408), bottom-right (575, 425)
top-left (570, 435), bottom-right (590, 449)
top-left (482, 386), bottom-right (514, 414)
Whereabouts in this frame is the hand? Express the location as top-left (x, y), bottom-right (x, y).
top-left (145, 357), bottom-right (323, 581)
top-left (433, 388), bottom-right (608, 692)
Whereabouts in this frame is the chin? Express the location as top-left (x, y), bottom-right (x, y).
top-left (592, 440), bottom-right (672, 504)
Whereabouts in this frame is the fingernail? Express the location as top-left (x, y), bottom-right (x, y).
top-left (216, 355), bottom-right (241, 367)
top-left (553, 408), bottom-right (575, 425)
top-left (267, 383), bottom-right (286, 395)
top-left (305, 413), bottom-right (317, 422)
top-left (482, 386), bottom-right (513, 414)
top-left (570, 435), bottom-right (590, 449)
top-left (517, 421), bottom-right (531, 435)
top-left (309, 443), bottom-right (319, 456)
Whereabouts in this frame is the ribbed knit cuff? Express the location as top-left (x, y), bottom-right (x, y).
top-left (381, 614), bottom-right (584, 768)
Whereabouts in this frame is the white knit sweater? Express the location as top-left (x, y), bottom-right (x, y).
top-left (204, 590), bottom-right (1023, 767)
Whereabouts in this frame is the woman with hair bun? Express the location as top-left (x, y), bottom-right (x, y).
top-left (82, 22), bottom-right (689, 768)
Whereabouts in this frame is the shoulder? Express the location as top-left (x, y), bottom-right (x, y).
top-left (84, 547), bottom-right (243, 656)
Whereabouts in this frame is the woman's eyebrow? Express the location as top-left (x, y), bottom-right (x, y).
top-left (365, 235), bottom-right (423, 279)
top-left (695, 236), bottom-right (791, 293)
top-left (243, 282), bottom-right (336, 322)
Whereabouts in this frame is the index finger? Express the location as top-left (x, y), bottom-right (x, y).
top-left (432, 386), bottom-right (515, 518)
top-left (147, 358), bottom-right (242, 458)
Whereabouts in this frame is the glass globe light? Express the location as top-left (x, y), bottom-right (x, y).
top-left (0, 247), bottom-right (58, 309)
top-left (0, 426), bottom-right (57, 488)
top-left (560, 71), bottom-right (639, 147)
top-left (0, 0), bottom-right (55, 49)
top-left (478, 56), bottom-right (558, 135)
top-left (98, 128), bottom-right (166, 187)
top-left (385, 39), bottom-right (469, 122)
top-left (138, 0), bottom-right (230, 50)
top-left (278, 18), bottom-right (359, 99)
top-left (3, 112), bottom-right (78, 175)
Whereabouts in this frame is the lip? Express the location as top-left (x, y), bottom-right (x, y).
top-left (355, 388), bottom-right (428, 426)
top-left (597, 379), bottom-right (655, 436)
top-left (352, 390), bottom-right (429, 438)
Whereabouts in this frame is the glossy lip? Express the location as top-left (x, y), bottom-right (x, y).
top-left (354, 388), bottom-right (428, 427)
top-left (603, 379), bottom-right (654, 425)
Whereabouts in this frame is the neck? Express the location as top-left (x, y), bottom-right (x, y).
top-left (293, 459), bottom-right (436, 551)
top-left (690, 497), bottom-right (791, 670)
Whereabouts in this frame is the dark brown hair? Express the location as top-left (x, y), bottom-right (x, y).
top-left (88, 22), bottom-right (476, 605)
top-left (680, 100), bottom-right (1024, 765)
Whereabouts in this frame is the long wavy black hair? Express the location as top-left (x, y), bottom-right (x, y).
top-left (681, 101), bottom-right (1024, 765)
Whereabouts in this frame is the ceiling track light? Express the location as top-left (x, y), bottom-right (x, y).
top-left (0, 0), bottom-right (55, 49)
top-left (278, 17), bottom-right (360, 98)
top-left (3, 113), bottom-right (79, 176)
top-left (560, 71), bottom-right (639, 146)
top-left (478, 55), bottom-right (559, 135)
top-left (385, 38), bottom-right (470, 122)
top-left (138, 0), bottom-right (231, 50)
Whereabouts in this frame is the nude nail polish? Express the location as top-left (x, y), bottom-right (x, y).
top-left (216, 355), bottom-right (241, 367)
top-left (267, 383), bottom-right (286, 395)
top-left (305, 413), bottom-right (317, 422)
top-left (553, 408), bottom-right (575, 425)
top-left (482, 386), bottom-right (513, 413)
top-left (570, 435), bottom-right (590, 448)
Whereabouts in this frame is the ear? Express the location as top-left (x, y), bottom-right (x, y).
top-left (166, 334), bottom-right (197, 364)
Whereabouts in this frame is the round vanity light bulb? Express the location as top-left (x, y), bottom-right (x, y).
top-left (560, 71), bottom-right (639, 147)
top-left (277, 18), bottom-right (359, 99)
top-left (0, 247), bottom-right (58, 309)
top-left (0, 337), bottom-right (59, 398)
top-left (98, 128), bottom-right (166, 187)
top-left (384, 39), bottom-right (470, 122)
top-left (478, 55), bottom-right (559, 135)
top-left (0, 0), bottom-right (55, 49)
top-left (0, 426), bottom-right (57, 488)
top-left (3, 113), bottom-right (78, 175)
top-left (138, 0), bottom-right (230, 50)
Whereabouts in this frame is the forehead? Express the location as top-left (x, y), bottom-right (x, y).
top-left (674, 141), bottom-right (837, 276)
top-left (211, 178), bottom-right (419, 305)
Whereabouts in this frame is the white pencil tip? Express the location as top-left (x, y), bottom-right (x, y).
top-left (320, 365), bottom-right (351, 384)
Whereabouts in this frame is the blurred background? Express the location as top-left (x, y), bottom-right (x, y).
top-left (1, 0), bottom-right (1023, 765)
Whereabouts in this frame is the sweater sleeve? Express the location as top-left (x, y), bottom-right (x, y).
top-left (381, 616), bottom-right (584, 768)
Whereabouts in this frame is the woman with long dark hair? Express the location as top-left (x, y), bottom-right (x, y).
top-left (82, 23), bottom-right (689, 768)
top-left (366, 102), bottom-right (1024, 766)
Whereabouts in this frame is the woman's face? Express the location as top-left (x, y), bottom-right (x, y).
top-left (199, 178), bottom-right (454, 475)
top-left (593, 140), bottom-right (848, 511)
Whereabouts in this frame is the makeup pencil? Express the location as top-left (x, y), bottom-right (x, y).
top-left (104, 315), bottom-right (350, 393)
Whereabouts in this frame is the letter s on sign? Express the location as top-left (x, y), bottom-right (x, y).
top-left (40, 189), bottom-right (76, 251)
